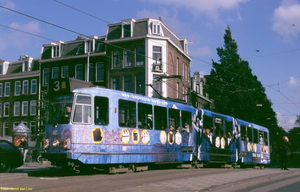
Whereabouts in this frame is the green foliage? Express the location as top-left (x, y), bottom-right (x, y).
top-left (204, 26), bottom-right (278, 145)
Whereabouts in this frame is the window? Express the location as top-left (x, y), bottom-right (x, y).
top-left (0, 63), bottom-right (2, 75)
top-left (241, 125), bottom-right (247, 141)
top-left (22, 80), bottom-right (28, 95)
top-left (23, 61), bottom-right (29, 72)
top-left (85, 40), bottom-right (94, 53)
top-left (30, 100), bottom-right (37, 115)
top-left (136, 75), bottom-right (145, 95)
top-left (73, 95), bottom-right (92, 124)
top-left (136, 47), bottom-right (145, 66)
top-left (118, 100), bottom-right (136, 127)
top-left (89, 63), bottom-right (95, 82)
top-left (138, 103), bottom-right (153, 129)
top-left (112, 50), bottom-right (122, 68)
top-left (153, 75), bottom-right (162, 97)
top-left (247, 126), bottom-right (253, 142)
top-left (14, 101), bottom-right (20, 116)
top-left (61, 66), bottom-right (69, 78)
top-left (0, 83), bottom-right (2, 97)
top-left (123, 24), bottom-right (131, 37)
top-left (152, 22), bottom-right (161, 35)
top-left (4, 102), bottom-right (9, 117)
top-left (52, 67), bottom-right (60, 79)
top-left (96, 43), bottom-right (104, 52)
top-left (153, 46), bottom-right (162, 64)
top-left (4, 82), bottom-right (10, 96)
top-left (75, 64), bottom-right (85, 80)
top-left (124, 50), bottom-right (133, 67)
top-left (203, 115), bottom-right (213, 130)
top-left (30, 121), bottom-right (37, 134)
top-left (96, 62), bottom-right (104, 82)
top-left (182, 111), bottom-right (192, 132)
top-left (31, 79), bottom-right (37, 94)
top-left (112, 77), bottom-right (121, 90)
top-left (15, 81), bottom-right (21, 96)
top-left (94, 96), bottom-right (109, 125)
top-left (124, 76), bottom-right (132, 93)
top-left (154, 106), bottom-right (167, 130)
top-left (43, 68), bottom-right (50, 86)
top-left (76, 45), bottom-right (84, 55)
top-left (52, 45), bottom-right (60, 57)
top-left (0, 103), bottom-right (2, 117)
top-left (169, 108), bottom-right (180, 130)
top-left (22, 101), bottom-right (28, 116)
top-left (3, 122), bottom-right (10, 136)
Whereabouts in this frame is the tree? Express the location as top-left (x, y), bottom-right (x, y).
top-left (204, 26), bottom-right (278, 144)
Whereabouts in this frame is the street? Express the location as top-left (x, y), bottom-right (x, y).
top-left (0, 163), bottom-right (299, 192)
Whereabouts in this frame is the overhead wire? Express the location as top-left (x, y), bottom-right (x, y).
top-left (1, 3), bottom-right (298, 124)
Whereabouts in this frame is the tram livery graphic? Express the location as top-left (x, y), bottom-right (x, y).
top-left (42, 78), bottom-right (270, 172)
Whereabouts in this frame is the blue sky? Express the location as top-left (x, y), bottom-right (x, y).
top-left (1, 0), bottom-right (299, 131)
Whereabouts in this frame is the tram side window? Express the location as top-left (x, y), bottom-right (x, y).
top-left (203, 115), bottom-right (213, 131)
top-left (182, 110), bottom-right (192, 132)
top-left (138, 103), bottom-right (153, 129)
top-left (241, 125), bottom-right (247, 141)
top-left (214, 118), bottom-right (222, 136)
top-left (225, 120), bottom-right (232, 138)
top-left (264, 132), bottom-right (269, 145)
top-left (73, 95), bottom-right (92, 124)
top-left (258, 130), bottom-right (264, 144)
top-left (247, 127), bottom-right (253, 142)
top-left (119, 100), bottom-right (136, 127)
top-left (253, 129), bottom-right (259, 143)
top-left (169, 108), bottom-right (180, 131)
top-left (154, 106), bottom-right (167, 130)
top-left (94, 96), bottom-right (109, 125)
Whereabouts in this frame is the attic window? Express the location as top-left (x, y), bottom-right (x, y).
top-left (152, 22), bottom-right (161, 35)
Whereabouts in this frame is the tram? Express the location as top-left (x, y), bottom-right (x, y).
top-left (42, 78), bottom-right (270, 172)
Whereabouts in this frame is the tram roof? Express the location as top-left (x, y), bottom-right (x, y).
top-left (236, 118), bottom-right (269, 132)
top-left (201, 108), bottom-right (234, 121)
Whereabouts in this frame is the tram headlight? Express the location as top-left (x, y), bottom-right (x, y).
top-left (43, 139), bottom-right (49, 149)
top-left (52, 139), bottom-right (60, 148)
top-left (63, 138), bottom-right (71, 150)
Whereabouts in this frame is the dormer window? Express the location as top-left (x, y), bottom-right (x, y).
top-left (52, 45), bottom-right (60, 58)
top-left (85, 40), bottom-right (94, 53)
top-left (0, 63), bottom-right (3, 75)
top-left (152, 22), bottom-right (161, 35)
top-left (51, 41), bottom-right (63, 58)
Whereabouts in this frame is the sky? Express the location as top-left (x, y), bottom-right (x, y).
top-left (0, 0), bottom-right (299, 131)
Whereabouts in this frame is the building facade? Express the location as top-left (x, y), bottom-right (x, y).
top-left (1, 17), bottom-right (210, 138)
top-left (0, 56), bottom-right (40, 138)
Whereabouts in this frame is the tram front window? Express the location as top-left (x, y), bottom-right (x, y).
top-left (48, 94), bottom-right (73, 124)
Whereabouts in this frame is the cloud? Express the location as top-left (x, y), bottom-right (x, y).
top-left (288, 76), bottom-right (300, 86)
top-left (143, 0), bottom-right (248, 20)
top-left (276, 112), bottom-right (296, 131)
top-left (7, 21), bottom-right (42, 47)
top-left (0, 0), bottom-right (16, 10)
top-left (272, 0), bottom-right (300, 40)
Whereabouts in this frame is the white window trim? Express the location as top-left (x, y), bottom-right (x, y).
top-left (15, 81), bottom-right (21, 96)
top-left (22, 80), bottom-right (29, 95)
top-left (30, 100), bottom-right (37, 116)
top-left (4, 82), bottom-right (10, 97)
top-left (22, 101), bottom-right (28, 116)
top-left (30, 79), bottom-right (37, 94)
top-left (14, 101), bottom-right (20, 116)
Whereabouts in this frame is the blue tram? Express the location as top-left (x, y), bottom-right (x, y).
top-left (236, 119), bottom-right (271, 166)
top-left (42, 78), bottom-right (270, 171)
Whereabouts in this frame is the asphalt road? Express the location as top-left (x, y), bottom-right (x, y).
top-left (0, 164), bottom-right (299, 192)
